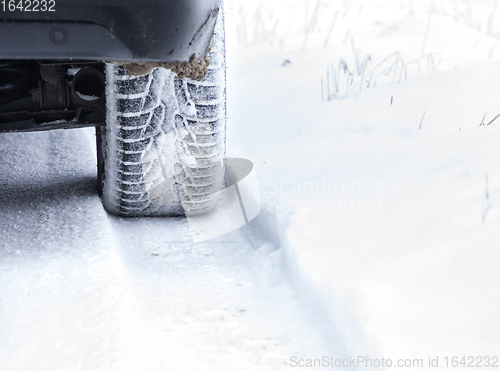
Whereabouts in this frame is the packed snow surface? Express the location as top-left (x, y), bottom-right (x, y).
top-left (1, 0), bottom-right (500, 370)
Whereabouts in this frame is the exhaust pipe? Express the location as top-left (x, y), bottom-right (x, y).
top-left (70, 67), bottom-right (105, 108)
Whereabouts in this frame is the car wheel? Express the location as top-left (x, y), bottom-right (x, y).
top-left (97, 8), bottom-right (226, 217)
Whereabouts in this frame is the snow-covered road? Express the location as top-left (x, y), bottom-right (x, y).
top-left (0, 129), bottom-right (342, 370)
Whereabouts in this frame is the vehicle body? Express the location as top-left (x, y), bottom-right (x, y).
top-left (0, 0), bottom-right (220, 62)
top-left (0, 0), bottom-right (221, 132)
top-left (0, 0), bottom-right (226, 216)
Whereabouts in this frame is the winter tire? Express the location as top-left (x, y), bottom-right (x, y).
top-left (97, 9), bottom-right (226, 217)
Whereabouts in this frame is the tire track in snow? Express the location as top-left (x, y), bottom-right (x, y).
top-left (0, 129), bottom-right (125, 370)
top-left (107, 215), bottom-right (333, 370)
top-left (0, 129), bottom-right (339, 370)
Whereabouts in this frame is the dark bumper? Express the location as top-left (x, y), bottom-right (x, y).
top-left (0, 0), bottom-right (221, 62)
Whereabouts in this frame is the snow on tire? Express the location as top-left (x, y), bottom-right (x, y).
top-left (98, 10), bottom-right (226, 217)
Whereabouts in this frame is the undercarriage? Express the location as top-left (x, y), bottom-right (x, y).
top-left (0, 60), bottom-right (106, 132)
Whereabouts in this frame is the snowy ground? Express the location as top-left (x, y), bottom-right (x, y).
top-left (0, 128), bottom-right (342, 369)
top-left (225, 0), bottom-right (500, 367)
top-left (1, 0), bottom-right (500, 370)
